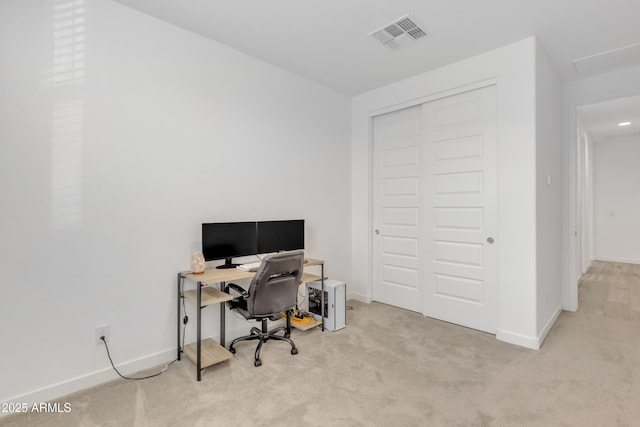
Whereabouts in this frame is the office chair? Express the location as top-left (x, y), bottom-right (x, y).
top-left (225, 250), bottom-right (304, 367)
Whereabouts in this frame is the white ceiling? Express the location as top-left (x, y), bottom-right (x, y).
top-left (113, 0), bottom-right (640, 96)
top-left (578, 96), bottom-right (640, 141)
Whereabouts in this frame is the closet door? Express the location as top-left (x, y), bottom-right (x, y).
top-left (422, 86), bottom-right (498, 333)
top-left (372, 105), bottom-right (423, 312)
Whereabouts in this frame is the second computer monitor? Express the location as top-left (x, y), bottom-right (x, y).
top-left (257, 219), bottom-right (304, 254)
top-left (202, 222), bottom-right (258, 268)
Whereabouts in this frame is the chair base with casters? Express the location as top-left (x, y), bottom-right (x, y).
top-left (228, 312), bottom-right (298, 367)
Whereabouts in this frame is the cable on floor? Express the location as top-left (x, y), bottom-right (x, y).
top-left (101, 336), bottom-right (177, 381)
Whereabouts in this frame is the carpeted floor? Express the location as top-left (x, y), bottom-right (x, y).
top-left (578, 260), bottom-right (640, 321)
top-left (3, 262), bottom-right (640, 426)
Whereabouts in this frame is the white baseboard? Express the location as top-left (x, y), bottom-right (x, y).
top-left (594, 256), bottom-right (640, 265)
top-left (496, 329), bottom-right (540, 350)
top-left (1, 347), bottom-right (177, 416)
top-left (581, 259), bottom-right (592, 275)
top-left (496, 306), bottom-right (562, 350)
top-left (347, 292), bottom-right (372, 304)
top-left (563, 298), bottom-right (578, 312)
top-left (537, 306), bottom-right (562, 347)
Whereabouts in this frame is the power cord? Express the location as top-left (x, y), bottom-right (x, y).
top-left (181, 277), bottom-right (188, 352)
top-left (100, 336), bottom-right (177, 380)
top-left (297, 285), bottom-right (308, 300)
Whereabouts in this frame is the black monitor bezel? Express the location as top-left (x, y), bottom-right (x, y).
top-left (201, 221), bottom-right (258, 268)
top-left (256, 219), bottom-right (305, 254)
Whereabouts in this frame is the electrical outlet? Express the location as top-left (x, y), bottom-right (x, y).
top-left (95, 324), bottom-right (110, 345)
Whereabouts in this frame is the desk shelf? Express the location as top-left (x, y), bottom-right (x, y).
top-left (290, 317), bottom-right (322, 331)
top-left (183, 287), bottom-right (232, 307)
top-left (301, 272), bottom-right (323, 284)
top-left (183, 338), bottom-right (233, 368)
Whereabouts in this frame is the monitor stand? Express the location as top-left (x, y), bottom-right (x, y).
top-left (216, 258), bottom-right (239, 269)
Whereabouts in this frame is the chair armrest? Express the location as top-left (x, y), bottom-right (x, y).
top-left (225, 283), bottom-right (248, 299)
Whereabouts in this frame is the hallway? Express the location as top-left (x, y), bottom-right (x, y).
top-left (579, 261), bottom-right (640, 321)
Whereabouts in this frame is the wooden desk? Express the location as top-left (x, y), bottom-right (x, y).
top-left (177, 258), bottom-right (325, 381)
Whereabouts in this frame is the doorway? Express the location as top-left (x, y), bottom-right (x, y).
top-left (575, 95), bottom-right (640, 311)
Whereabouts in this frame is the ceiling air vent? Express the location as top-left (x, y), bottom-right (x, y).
top-left (369, 15), bottom-right (428, 50)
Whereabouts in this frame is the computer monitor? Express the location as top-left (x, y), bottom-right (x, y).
top-left (202, 222), bottom-right (258, 269)
top-left (257, 220), bottom-right (305, 254)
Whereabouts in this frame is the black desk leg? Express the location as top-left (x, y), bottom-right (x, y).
top-left (321, 264), bottom-right (325, 332)
top-left (220, 281), bottom-right (226, 347)
top-left (177, 273), bottom-right (182, 361)
top-left (196, 281), bottom-right (202, 381)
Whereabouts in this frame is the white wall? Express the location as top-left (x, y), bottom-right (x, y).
top-left (575, 117), bottom-right (594, 273)
top-left (593, 136), bottom-right (640, 263)
top-left (534, 43), bottom-right (563, 339)
top-left (351, 37), bottom-right (540, 348)
top-left (0, 0), bottom-right (351, 405)
top-left (562, 63), bottom-right (640, 310)
top-left (586, 133), bottom-right (595, 270)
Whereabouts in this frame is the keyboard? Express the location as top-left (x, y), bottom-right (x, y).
top-left (237, 261), bottom-right (261, 272)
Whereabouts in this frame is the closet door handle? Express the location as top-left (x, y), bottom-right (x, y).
top-left (486, 237), bottom-right (494, 244)
top-left (375, 229), bottom-right (380, 235)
